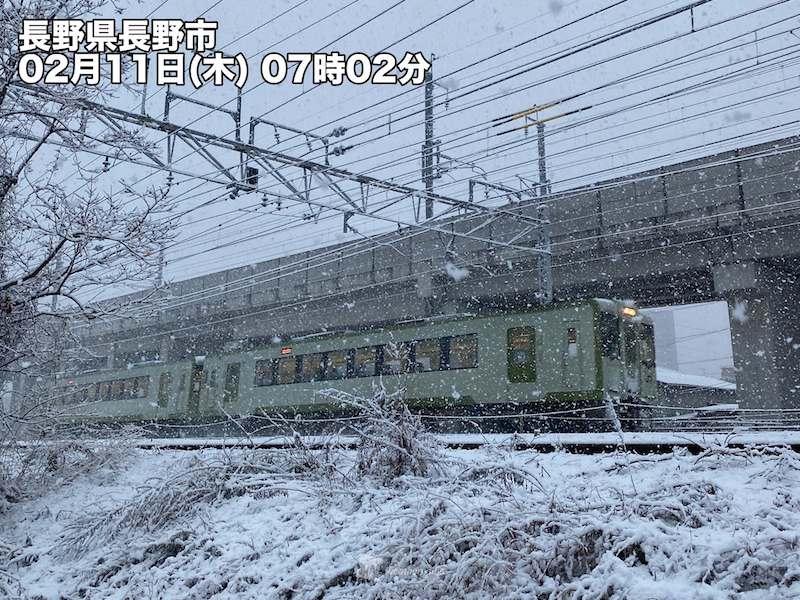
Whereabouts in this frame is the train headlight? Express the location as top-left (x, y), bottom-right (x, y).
top-left (621, 307), bottom-right (638, 318)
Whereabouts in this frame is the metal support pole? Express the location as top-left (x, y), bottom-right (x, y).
top-left (422, 55), bottom-right (435, 219)
top-left (535, 122), bottom-right (552, 304)
top-left (536, 204), bottom-right (552, 304)
top-left (536, 122), bottom-right (548, 196)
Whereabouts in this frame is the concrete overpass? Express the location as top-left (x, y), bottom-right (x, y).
top-left (74, 135), bottom-right (800, 411)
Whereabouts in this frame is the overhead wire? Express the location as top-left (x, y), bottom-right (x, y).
top-left (156, 45), bottom-right (800, 264)
top-left (71, 0), bottom-right (712, 216)
top-left (17, 3), bottom-right (800, 318)
top-left (62, 40), bottom-right (800, 314)
top-left (141, 5), bottom-right (800, 233)
top-left (74, 142), bottom-right (800, 323)
top-left (45, 48), bottom-right (800, 308)
top-left (74, 211), bottom-right (800, 346)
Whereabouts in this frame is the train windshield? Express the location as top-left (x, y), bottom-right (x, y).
top-left (599, 313), bottom-right (621, 358)
top-left (640, 322), bottom-right (655, 367)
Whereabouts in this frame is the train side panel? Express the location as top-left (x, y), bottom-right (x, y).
top-left (58, 300), bottom-right (654, 426)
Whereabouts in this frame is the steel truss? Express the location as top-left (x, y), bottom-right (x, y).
top-left (11, 84), bottom-right (553, 302)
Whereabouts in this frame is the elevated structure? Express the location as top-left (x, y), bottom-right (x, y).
top-left (656, 366), bottom-right (737, 411)
top-left (73, 135), bottom-right (800, 411)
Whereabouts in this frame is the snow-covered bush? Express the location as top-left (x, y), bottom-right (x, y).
top-left (321, 383), bottom-right (447, 482)
top-left (0, 436), bottom-right (130, 515)
top-left (4, 442), bottom-right (799, 598)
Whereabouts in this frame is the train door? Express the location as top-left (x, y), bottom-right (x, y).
top-left (188, 362), bottom-right (203, 418)
top-left (561, 322), bottom-right (583, 389)
top-left (599, 312), bottom-right (622, 393)
top-left (639, 322), bottom-right (657, 399)
top-left (622, 321), bottom-right (640, 397)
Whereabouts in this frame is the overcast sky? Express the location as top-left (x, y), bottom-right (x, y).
top-left (54, 0), bottom-right (794, 284)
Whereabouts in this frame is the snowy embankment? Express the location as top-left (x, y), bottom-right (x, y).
top-left (3, 439), bottom-right (800, 599)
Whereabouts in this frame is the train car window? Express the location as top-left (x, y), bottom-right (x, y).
top-left (353, 346), bottom-right (377, 377)
top-left (254, 359), bottom-right (275, 386)
top-left (129, 378), bottom-right (140, 399)
top-left (111, 380), bottom-right (124, 401)
top-left (223, 363), bottom-right (241, 403)
top-left (158, 372), bottom-right (171, 407)
top-left (449, 335), bottom-right (478, 370)
top-left (301, 353), bottom-right (326, 383)
top-left (380, 342), bottom-right (408, 375)
top-left (411, 338), bottom-right (441, 372)
top-left (276, 356), bottom-right (297, 385)
top-left (86, 383), bottom-right (97, 402)
top-left (98, 381), bottom-right (110, 402)
top-left (327, 350), bottom-right (348, 380)
top-left (600, 313), bottom-right (621, 358)
top-left (208, 369), bottom-right (218, 388)
top-left (507, 327), bottom-right (535, 382)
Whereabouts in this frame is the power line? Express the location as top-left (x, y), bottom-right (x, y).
top-left (148, 13), bottom-right (800, 234)
top-left (72, 140), bottom-right (800, 323)
top-left (73, 211), bottom-right (800, 346)
top-left (10, 2), bottom-right (792, 314)
top-left (48, 70), bottom-right (800, 304)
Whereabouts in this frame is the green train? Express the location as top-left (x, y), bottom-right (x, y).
top-left (54, 299), bottom-right (657, 432)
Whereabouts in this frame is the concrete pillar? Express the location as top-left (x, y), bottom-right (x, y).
top-left (159, 335), bottom-right (173, 363)
top-left (715, 261), bottom-right (800, 410)
top-left (724, 290), bottom-right (781, 409)
top-left (764, 266), bottom-right (800, 407)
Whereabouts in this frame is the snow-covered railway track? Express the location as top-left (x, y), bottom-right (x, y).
top-left (129, 431), bottom-right (800, 453)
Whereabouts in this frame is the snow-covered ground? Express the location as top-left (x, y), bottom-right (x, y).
top-left (3, 441), bottom-right (800, 599)
top-left (656, 367), bottom-right (737, 391)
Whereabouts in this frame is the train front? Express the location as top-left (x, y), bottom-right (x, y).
top-left (595, 300), bottom-right (657, 428)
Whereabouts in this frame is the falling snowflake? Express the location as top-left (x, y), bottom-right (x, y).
top-left (731, 301), bottom-right (749, 324)
top-left (445, 261), bottom-right (469, 282)
top-left (437, 77), bottom-right (460, 91)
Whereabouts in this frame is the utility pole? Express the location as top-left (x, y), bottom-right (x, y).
top-left (422, 55), bottom-right (435, 219)
top-left (536, 203), bottom-right (552, 304)
top-left (536, 122), bottom-right (549, 196)
top-left (533, 121), bottom-right (552, 303)
top-left (506, 112), bottom-right (552, 304)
